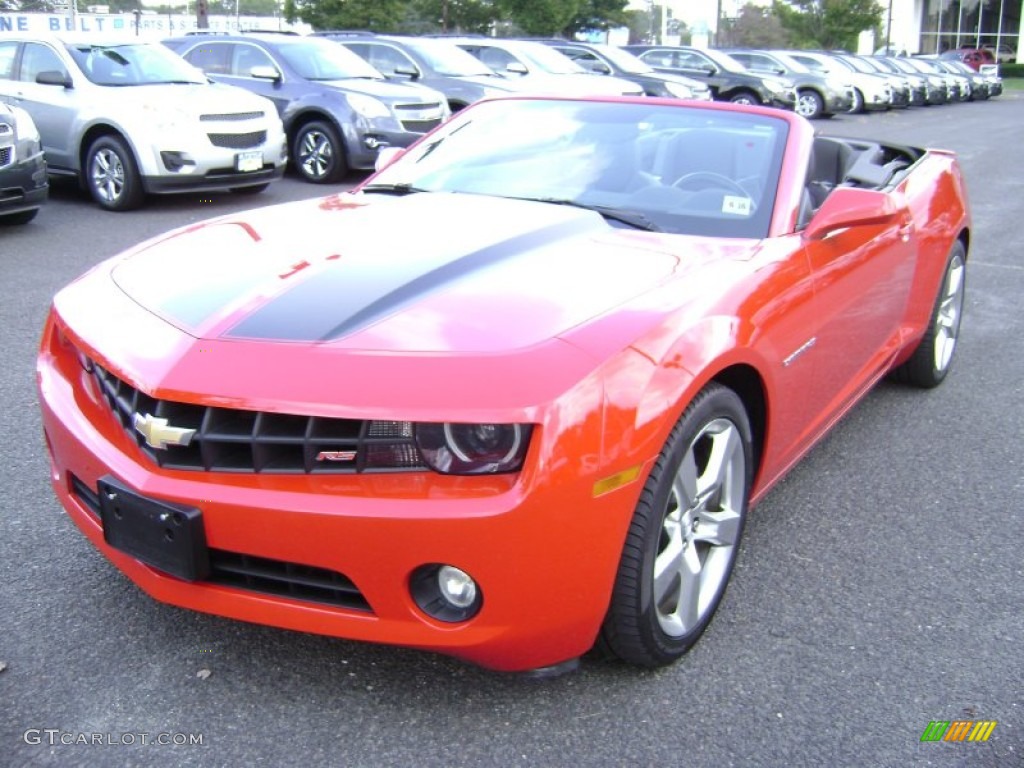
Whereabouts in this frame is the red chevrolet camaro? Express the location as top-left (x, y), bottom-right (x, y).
top-left (37, 96), bottom-right (969, 674)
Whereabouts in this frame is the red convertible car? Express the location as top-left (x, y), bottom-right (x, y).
top-left (38, 96), bottom-right (969, 674)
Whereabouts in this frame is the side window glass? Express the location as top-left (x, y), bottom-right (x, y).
top-left (231, 44), bottom-right (275, 77)
top-left (185, 44), bottom-right (231, 75)
top-left (20, 43), bottom-right (66, 83)
top-left (478, 47), bottom-right (516, 72)
top-left (0, 42), bottom-right (17, 80)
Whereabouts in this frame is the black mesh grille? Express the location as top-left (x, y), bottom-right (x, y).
top-left (400, 119), bottom-right (444, 134)
top-left (90, 364), bottom-right (426, 474)
top-left (200, 111), bottom-right (265, 122)
top-left (207, 131), bottom-right (266, 149)
top-left (69, 474), bottom-right (372, 613)
top-left (0, 146), bottom-right (11, 168)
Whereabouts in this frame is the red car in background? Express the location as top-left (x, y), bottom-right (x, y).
top-left (941, 47), bottom-right (998, 72)
top-left (38, 96), bottom-right (971, 674)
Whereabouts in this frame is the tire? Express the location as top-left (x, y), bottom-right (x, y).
top-left (1, 208), bottom-right (39, 225)
top-left (599, 383), bottom-right (752, 667)
top-left (292, 120), bottom-right (347, 184)
top-left (727, 91), bottom-right (759, 106)
top-left (849, 88), bottom-right (865, 114)
top-left (85, 134), bottom-right (144, 211)
top-left (229, 183), bottom-right (270, 195)
top-left (796, 89), bottom-right (825, 119)
top-left (892, 240), bottom-right (966, 388)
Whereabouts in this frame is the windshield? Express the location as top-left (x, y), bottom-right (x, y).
top-left (700, 48), bottom-right (746, 73)
top-left (402, 38), bottom-right (495, 76)
top-left (590, 44), bottom-right (653, 74)
top-left (769, 52), bottom-right (810, 74)
top-left (67, 43), bottom-right (206, 86)
top-left (364, 98), bottom-right (787, 239)
top-left (838, 55), bottom-right (876, 74)
top-left (278, 38), bottom-right (385, 80)
top-left (513, 42), bottom-right (588, 74)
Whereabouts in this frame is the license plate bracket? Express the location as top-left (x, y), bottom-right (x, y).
top-left (98, 476), bottom-right (210, 581)
top-left (235, 150), bottom-right (263, 172)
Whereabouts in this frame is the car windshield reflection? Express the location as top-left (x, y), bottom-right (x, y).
top-left (365, 99), bottom-right (788, 239)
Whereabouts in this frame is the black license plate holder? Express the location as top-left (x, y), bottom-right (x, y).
top-left (98, 475), bottom-right (210, 581)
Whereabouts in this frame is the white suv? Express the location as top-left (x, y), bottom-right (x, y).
top-left (0, 34), bottom-right (287, 211)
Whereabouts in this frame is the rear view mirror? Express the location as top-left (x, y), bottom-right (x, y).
top-left (249, 65), bottom-right (280, 82)
top-left (803, 186), bottom-right (900, 241)
top-left (37, 70), bottom-right (72, 88)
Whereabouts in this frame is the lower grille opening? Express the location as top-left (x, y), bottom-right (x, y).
top-left (69, 474), bottom-right (372, 613)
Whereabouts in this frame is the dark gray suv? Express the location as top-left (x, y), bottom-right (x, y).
top-left (319, 33), bottom-right (526, 113)
top-left (164, 34), bottom-right (450, 183)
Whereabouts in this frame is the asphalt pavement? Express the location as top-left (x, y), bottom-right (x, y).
top-left (1, 95), bottom-right (1021, 767)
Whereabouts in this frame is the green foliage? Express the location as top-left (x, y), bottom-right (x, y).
top-left (1000, 62), bottom-right (1024, 77)
top-left (403, 0), bottom-right (501, 34)
top-left (495, 0), bottom-right (580, 36)
top-left (725, 4), bottom-right (790, 48)
top-left (562, 0), bottom-right (629, 37)
top-left (773, 0), bottom-right (883, 51)
top-left (286, 0), bottom-right (407, 31)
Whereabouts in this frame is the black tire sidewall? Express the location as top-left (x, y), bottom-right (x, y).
top-left (602, 384), bottom-right (753, 666)
top-left (86, 135), bottom-right (142, 211)
top-left (292, 120), bottom-right (347, 184)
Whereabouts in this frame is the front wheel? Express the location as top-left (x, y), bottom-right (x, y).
top-left (728, 91), bottom-right (759, 106)
top-left (796, 89), bottom-right (825, 119)
top-left (599, 383), bottom-right (752, 667)
top-left (892, 240), bottom-right (966, 388)
top-left (292, 120), bottom-right (347, 184)
top-left (86, 135), bottom-right (144, 211)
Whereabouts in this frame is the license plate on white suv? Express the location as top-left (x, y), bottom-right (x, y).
top-left (235, 150), bottom-right (263, 172)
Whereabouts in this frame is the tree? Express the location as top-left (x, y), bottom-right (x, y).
top-left (561, 0), bottom-right (630, 38)
top-left (772, 0), bottom-right (882, 51)
top-left (726, 3), bottom-right (790, 48)
top-left (495, 0), bottom-right (581, 36)
top-left (285, 0), bottom-right (407, 31)
top-left (404, 0), bottom-right (502, 34)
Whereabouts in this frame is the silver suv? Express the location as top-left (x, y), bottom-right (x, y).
top-left (0, 34), bottom-right (287, 211)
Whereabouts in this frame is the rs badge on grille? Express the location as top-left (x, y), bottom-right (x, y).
top-left (133, 413), bottom-right (197, 450)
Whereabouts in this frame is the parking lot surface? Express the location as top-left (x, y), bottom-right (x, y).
top-left (2, 96), bottom-right (1022, 767)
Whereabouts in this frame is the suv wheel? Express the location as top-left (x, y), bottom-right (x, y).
top-left (293, 120), bottom-right (347, 183)
top-left (86, 135), bottom-right (144, 211)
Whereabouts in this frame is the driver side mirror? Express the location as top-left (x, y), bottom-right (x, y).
top-left (505, 62), bottom-right (529, 76)
top-left (249, 65), bottom-right (281, 82)
top-left (803, 186), bottom-right (900, 241)
top-left (36, 70), bottom-right (72, 88)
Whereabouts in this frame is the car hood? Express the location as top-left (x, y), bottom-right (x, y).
top-left (94, 82), bottom-right (272, 114)
top-left (103, 192), bottom-right (731, 352)
top-left (316, 77), bottom-right (444, 103)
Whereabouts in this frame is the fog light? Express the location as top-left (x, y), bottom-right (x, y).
top-left (160, 151), bottom-right (195, 172)
top-left (410, 563), bottom-right (482, 623)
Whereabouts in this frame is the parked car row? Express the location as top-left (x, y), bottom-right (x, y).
top-left (0, 31), bottom-right (1008, 217)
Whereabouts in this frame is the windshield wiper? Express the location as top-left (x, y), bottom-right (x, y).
top-left (360, 183), bottom-right (431, 196)
top-left (520, 198), bottom-right (662, 232)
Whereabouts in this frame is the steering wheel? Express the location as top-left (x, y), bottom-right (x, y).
top-left (671, 171), bottom-right (750, 198)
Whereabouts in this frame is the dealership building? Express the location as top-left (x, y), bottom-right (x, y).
top-left (671, 0), bottom-right (1020, 62)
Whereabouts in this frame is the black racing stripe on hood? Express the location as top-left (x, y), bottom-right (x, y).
top-left (224, 215), bottom-right (603, 342)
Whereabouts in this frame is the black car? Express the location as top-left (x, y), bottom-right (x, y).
top-left (622, 45), bottom-right (797, 110)
top-left (163, 34), bottom-right (449, 183)
top-left (0, 101), bottom-right (47, 225)
top-left (531, 40), bottom-right (712, 101)
top-left (723, 48), bottom-right (853, 118)
top-left (317, 32), bottom-right (526, 113)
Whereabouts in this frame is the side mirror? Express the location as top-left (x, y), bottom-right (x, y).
top-left (803, 186), bottom-right (900, 241)
top-left (393, 64), bottom-right (419, 79)
top-left (37, 70), bottom-right (72, 87)
top-left (249, 65), bottom-right (281, 82)
top-left (588, 61), bottom-right (611, 75)
top-left (505, 62), bottom-right (529, 76)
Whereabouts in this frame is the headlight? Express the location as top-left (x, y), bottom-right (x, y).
top-left (10, 105), bottom-right (40, 144)
top-left (663, 81), bottom-right (694, 99)
top-left (347, 92), bottom-right (392, 119)
top-left (415, 423), bottom-right (532, 474)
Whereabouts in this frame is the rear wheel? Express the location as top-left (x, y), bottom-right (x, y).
top-left (292, 120), bottom-right (347, 184)
top-left (892, 240), bottom-right (966, 388)
top-left (599, 383), bottom-right (752, 667)
top-left (849, 88), bottom-right (865, 114)
top-left (86, 135), bottom-right (144, 211)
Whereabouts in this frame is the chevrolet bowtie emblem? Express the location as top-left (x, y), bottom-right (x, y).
top-left (133, 413), bottom-right (197, 450)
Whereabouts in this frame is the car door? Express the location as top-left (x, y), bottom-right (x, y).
top-left (802, 194), bottom-right (917, 419)
top-left (4, 40), bottom-right (78, 171)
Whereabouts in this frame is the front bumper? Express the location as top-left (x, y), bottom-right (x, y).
top-left (0, 147), bottom-right (47, 217)
top-left (37, 315), bottom-right (638, 673)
